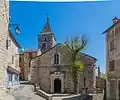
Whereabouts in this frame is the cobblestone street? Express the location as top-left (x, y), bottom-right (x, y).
top-left (7, 85), bottom-right (45, 100)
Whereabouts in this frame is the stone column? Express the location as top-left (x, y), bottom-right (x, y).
top-left (12, 74), bottom-right (14, 87)
top-left (116, 79), bottom-right (119, 100)
top-left (61, 75), bottom-right (64, 93)
top-left (51, 75), bottom-right (54, 93)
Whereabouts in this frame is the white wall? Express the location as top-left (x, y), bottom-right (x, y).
top-left (7, 36), bottom-right (20, 72)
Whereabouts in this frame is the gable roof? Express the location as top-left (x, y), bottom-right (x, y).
top-left (31, 43), bottom-right (61, 60)
top-left (31, 43), bottom-right (97, 62)
top-left (80, 52), bottom-right (97, 61)
top-left (102, 19), bottom-right (120, 34)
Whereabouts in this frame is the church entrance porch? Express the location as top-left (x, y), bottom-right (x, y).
top-left (54, 78), bottom-right (61, 93)
top-left (51, 71), bottom-right (64, 93)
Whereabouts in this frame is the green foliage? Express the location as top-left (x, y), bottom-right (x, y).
top-left (65, 35), bottom-right (87, 62)
top-left (69, 60), bottom-right (84, 81)
top-left (101, 72), bottom-right (106, 80)
top-left (65, 35), bottom-right (87, 92)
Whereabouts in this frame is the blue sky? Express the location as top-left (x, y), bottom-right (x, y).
top-left (9, 1), bottom-right (120, 73)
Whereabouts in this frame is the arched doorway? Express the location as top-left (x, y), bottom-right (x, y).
top-left (54, 78), bottom-right (61, 93)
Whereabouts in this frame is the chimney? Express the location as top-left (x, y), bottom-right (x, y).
top-left (112, 16), bottom-right (119, 24)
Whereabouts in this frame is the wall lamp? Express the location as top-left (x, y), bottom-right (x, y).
top-left (8, 23), bottom-right (21, 34)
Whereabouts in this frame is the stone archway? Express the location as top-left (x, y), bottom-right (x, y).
top-left (54, 78), bottom-right (61, 93)
top-left (51, 72), bottom-right (64, 93)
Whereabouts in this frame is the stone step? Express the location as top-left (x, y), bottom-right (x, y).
top-left (36, 89), bottom-right (52, 100)
top-left (20, 81), bottom-right (31, 85)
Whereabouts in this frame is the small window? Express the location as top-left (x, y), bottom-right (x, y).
top-left (19, 57), bottom-right (21, 62)
top-left (6, 39), bottom-right (9, 50)
top-left (44, 38), bottom-right (47, 41)
top-left (110, 30), bottom-right (114, 37)
top-left (8, 74), bottom-right (12, 81)
top-left (12, 56), bottom-right (14, 64)
top-left (109, 60), bottom-right (115, 71)
top-left (54, 53), bottom-right (60, 64)
top-left (42, 43), bottom-right (46, 50)
top-left (109, 39), bottom-right (115, 51)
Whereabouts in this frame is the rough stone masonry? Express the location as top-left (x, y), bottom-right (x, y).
top-left (0, 0), bottom-right (9, 99)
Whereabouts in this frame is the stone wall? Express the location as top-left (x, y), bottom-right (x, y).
top-left (96, 76), bottom-right (106, 89)
top-left (30, 44), bottom-right (96, 94)
top-left (23, 51), bottom-right (37, 81)
top-left (61, 94), bottom-right (104, 100)
top-left (52, 93), bottom-right (104, 100)
top-left (106, 21), bottom-right (120, 99)
top-left (7, 33), bottom-right (20, 72)
top-left (0, 0), bottom-right (9, 99)
top-left (19, 54), bottom-right (24, 80)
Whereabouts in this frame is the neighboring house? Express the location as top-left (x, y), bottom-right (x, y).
top-left (29, 17), bottom-right (97, 94)
top-left (103, 17), bottom-right (120, 100)
top-left (7, 31), bottom-right (21, 88)
top-left (0, 0), bottom-right (9, 99)
top-left (19, 53), bottom-right (24, 81)
top-left (96, 66), bottom-right (106, 89)
top-left (96, 76), bottom-right (106, 89)
top-left (19, 50), bottom-right (37, 81)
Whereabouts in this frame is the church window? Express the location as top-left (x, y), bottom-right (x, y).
top-left (54, 53), bottom-right (60, 64)
top-left (44, 38), bottom-right (46, 41)
top-left (42, 43), bottom-right (46, 50)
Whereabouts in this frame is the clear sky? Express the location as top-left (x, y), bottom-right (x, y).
top-left (9, 0), bottom-right (120, 73)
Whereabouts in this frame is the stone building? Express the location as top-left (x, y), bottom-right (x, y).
top-left (96, 76), bottom-right (106, 89)
top-left (19, 53), bottom-right (24, 80)
top-left (19, 50), bottom-right (37, 81)
top-left (7, 31), bottom-right (21, 88)
top-left (0, 0), bottom-right (9, 99)
top-left (29, 17), bottom-right (97, 94)
top-left (103, 17), bottom-right (120, 100)
top-left (96, 66), bottom-right (106, 89)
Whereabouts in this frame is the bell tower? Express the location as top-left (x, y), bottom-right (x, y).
top-left (38, 17), bottom-right (56, 53)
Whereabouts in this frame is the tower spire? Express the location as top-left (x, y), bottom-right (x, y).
top-left (47, 16), bottom-right (49, 21)
top-left (38, 16), bottom-right (56, 51)
top-left (41, 16), bottom-right (51, 33)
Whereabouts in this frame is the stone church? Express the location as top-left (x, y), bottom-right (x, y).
top-left (29, 17), bottom-right (97, 94)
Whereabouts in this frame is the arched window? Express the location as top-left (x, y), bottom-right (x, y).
top-left (54, 53), bottom-right (60, 64)
top-left (44, 38), bottom-right (46, 41)
top-left (42, 43), bottom-right (46, 50)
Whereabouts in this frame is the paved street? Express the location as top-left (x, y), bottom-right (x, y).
top-left (7, 85), bottom-right (45, 100)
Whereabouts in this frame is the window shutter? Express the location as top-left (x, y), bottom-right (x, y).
top-left (109, 60), bottom-right (115, 71)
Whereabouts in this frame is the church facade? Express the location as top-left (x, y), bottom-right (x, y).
top-left (29, 17), bottom-right (97, 94)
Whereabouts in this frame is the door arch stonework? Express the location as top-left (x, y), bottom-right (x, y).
top-left (51, 72), bottom-right (64, 93)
